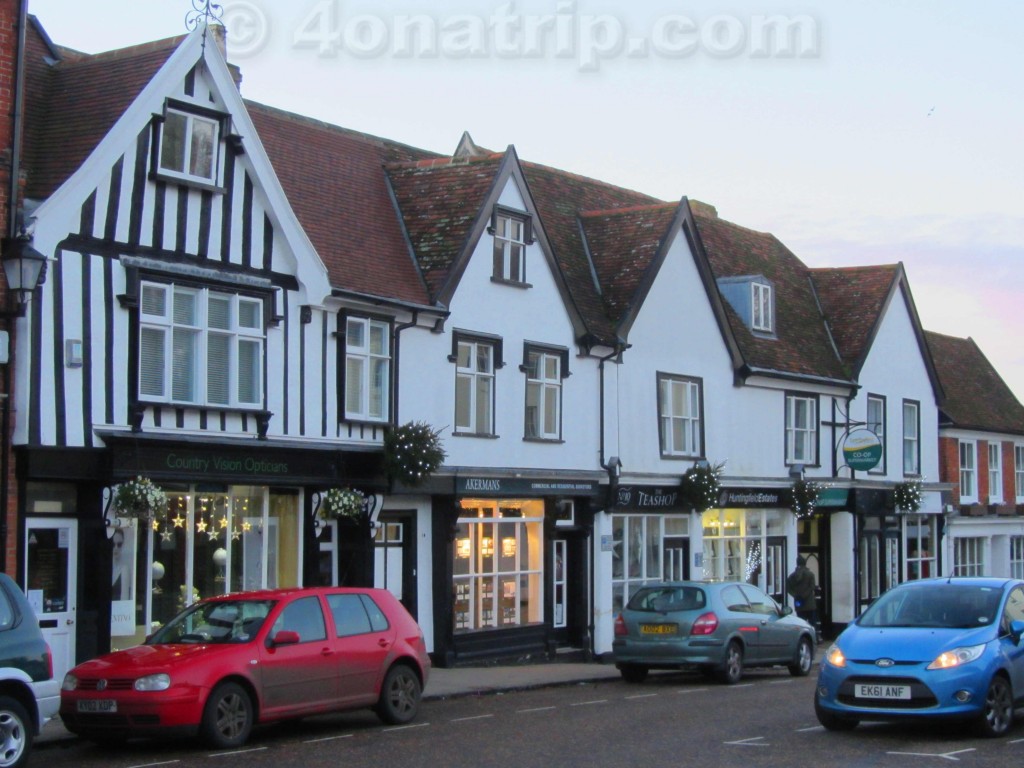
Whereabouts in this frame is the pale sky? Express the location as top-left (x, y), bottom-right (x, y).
top-left (28, 0), bottom-right (1024, 403)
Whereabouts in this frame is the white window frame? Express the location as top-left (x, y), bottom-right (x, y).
top-left (1011, 536), bottom-right (1024, 580)
top-left (658, 374), bottom-right (702, 458)
top-left (139, 282), bottom-right (264, 408)
top-left (455, 338), bottom-right (495, 435)
top-left (785, 394), bottom-right (817, 465)
top-left (959, 441), bottom-right (977, 503)
top-left (953, 536), bottom-right (984, 577)
top-left (867, 394), bottom-right (886, 474)
top-left (989, 442), bottom-right (1003, 504)
top-left (751, 282), bottom-right (773, 332)
top-left (524, 349), bottom-right (562, 440)
top-left (343, 317), bottom-right (390, 423)
top-left (492, 212), bottom-right (527, 283)
top-left (158, 107), bottom-right (221, 184)
top-left (1016, 445), bottom-right (1024, 503)
top-left (902, 400), bottom-right (920, 476)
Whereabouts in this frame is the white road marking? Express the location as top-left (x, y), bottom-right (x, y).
top-left (675, 688), bottom-right (709, 694)
top-left (304, 733), bottom-right (354, 743)
top-left (450, 714), bottom-right (495, 723)
top-left (209, 747), bottom-right (267, 757)
top-left (570, 699), bottom-right (609, 707)
top-left (517, 706), bottom-right (556, 714)
top-left (625, 693), bottom-right (659, 700)
top-left (725, 736), bottom-right (769, 747)
top-left (796, 725), bottom-right (824, 732)
top-left (126, 762), bottom-right (180, 768)
top-left (727, 683), bottom-right (755, 689)
top-left (383, 722), bottom-right (430, 733)
top-left (886, 748), bottom-right (976, 761)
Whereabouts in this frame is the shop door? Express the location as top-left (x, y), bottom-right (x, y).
top-left (663, 537), bottom-right (689, 581)
top-left (24, 518), bottom-right (78, 681)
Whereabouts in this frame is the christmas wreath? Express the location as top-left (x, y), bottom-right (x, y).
top-left (384, 421), bottom-right (446, 486)
top-left (321, 487), bottom-right (366, 519)
top-left (681, 461), bottom-right (724, 512)
top-left (113, 476), bottom-right (168, 520)
top-left (791, 479), bottom-right (823, 520)
top-left (893, 480), bottom-right (923, 513)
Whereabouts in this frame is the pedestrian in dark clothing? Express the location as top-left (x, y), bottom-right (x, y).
top-left (787, 555), bottom-right (818, 638)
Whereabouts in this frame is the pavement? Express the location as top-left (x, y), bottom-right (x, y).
top-left (37, 659), bottom-right (623, 747)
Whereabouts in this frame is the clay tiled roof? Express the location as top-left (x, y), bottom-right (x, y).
top-left (579, 204), bottom-right (680, 321)
top-left (385, 154), bottom-right (505, 300)
top-left (522, 162), bottom-right (663, 344)
top-left (22, 21), bottom-right (181, 200)
top-left (247, 102), bottom-right (438, 305)
top-left (811, 265), bottom-right (900, 372)
top-left (925, 331), bottom-right (1024, 434)
top-left (693, 212), bottom-right (849, 383)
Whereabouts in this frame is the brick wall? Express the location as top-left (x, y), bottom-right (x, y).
top-left (938, 436), bottom-right (960, 504)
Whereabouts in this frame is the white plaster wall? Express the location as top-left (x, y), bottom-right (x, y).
top-left (830, 511), bottom-right (857, 622)
top-left (398, 177), bottom-right (601, 472)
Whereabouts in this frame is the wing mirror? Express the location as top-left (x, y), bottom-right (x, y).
top-left (1010, 619), bottom-right (1024, 645)
top-left (270, 629), bottom-right (300, 647)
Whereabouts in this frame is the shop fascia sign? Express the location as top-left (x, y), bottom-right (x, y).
top-left (614, 485), bottom-right (684, 511)
top-left (457, 477), bottom-right (601, 496)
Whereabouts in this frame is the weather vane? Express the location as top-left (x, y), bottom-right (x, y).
top-left (185, 0), bottom-right (225, 53)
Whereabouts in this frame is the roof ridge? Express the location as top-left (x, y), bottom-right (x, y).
top-left (580, 203), bottom-right (678, 218)
top-left (522, 159), bottom-right (663, 203)
top-left (811, 263), bottom-right (900, 274)
top-left (387, 153), bottom-right (504, 171)
top-left (52, 34), bottom-right (186, 66)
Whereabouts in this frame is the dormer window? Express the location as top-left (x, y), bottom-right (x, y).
top-left (752, 282), bottom-right (773, 332)
top-left (490, 206), bottom-right (533, 286)
top-left (153, 101), bottom-right (225, 187)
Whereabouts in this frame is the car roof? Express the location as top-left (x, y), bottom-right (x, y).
top-left (203, 586), bottom-right (386, 602)
top-left (895, 577), bottom-right (1019, 590)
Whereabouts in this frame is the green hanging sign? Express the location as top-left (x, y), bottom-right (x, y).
top-left (842, 429), bottom-right (883, 471)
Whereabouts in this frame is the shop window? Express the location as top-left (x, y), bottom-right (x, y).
top-left (866, 394), bottom-right (886, 474)
top-left (989, 443), bottom-right (1003, 503)
top-left (904, 514), bottom-right (936, 580)
top-left (959, 441), bottom-right (977, 502)
top-left (701, 508), bottom-right (786, 594)
top-left (139, 282), bottom-right (264, 408)
top-left (156, 105), bottom-right (222, 185)
top-left (1011, 537), bottom-right (1024, 580)
top-left (453, 500), bottom-right (543, 633)
top-left (954, 537), bottom-right (985, 576)
top-left (785, 393), bottom-right (818, 466)
top-left (343, 316), bottom-right (391, 423)
top-left (658, 374), bottom-right (703, 458)
top-left (611, 514), bottom-right (675, 615)
top-left (902, 400), bottom-right (920, 476)
top-left (523, 346), bottom-right (567, 440)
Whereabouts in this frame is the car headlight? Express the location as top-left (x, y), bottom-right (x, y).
top-left (825, 645), bottom-right (846, 668)
top-left (61, 674), bottom-right (78, 692)
top-left (927, 644), bottom-right (984, 670)
top-left (134, 673), bottom-right (171, 691)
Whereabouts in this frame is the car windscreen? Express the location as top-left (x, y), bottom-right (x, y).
top-left (148, 599), bottom-right (276, 644)
top-left (626, 586), bottom-right (706, 613)
top-left (857, 584), bottom-right (1002, 629)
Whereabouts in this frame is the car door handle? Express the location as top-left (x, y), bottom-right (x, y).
top-left (321, 647), bottom-right (334, 656)
top-left (378, 639), bottom-right (390, 648)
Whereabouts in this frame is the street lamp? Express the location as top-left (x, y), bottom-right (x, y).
top-left (1, 233), bottom-right (47, 316)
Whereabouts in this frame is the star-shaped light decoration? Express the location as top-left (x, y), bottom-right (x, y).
top-left (172, 513), bottom-right (186, 528)
top-left (219, 516), bottom-right (229, 529)
top-left (207, 527), bottom-right (220, 541)
top-left (242, 520), bottom-right (252, 532)
top-left (196, 518), bottom-right (208, 533)
top-left (152, 518), bottom-right (161, 532)
top-left (231, 529), bottom-right (241, 541)
top-left (160, 528), bottom-right (174, 543)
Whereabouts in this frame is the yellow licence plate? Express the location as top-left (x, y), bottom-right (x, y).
top-left (640, 624), bottom-right (678, 635)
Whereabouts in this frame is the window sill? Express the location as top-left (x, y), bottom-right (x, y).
top-left (452, 431), bottom-right (499, 439)
top-left (150, 169), bottom-right (225, 194)
top-left (523, 436), bottom-right (564, 445)
top-left (659, 453), bottom-right (699, 461)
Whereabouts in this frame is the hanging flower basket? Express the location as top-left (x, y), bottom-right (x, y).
top-left (321, 487), bottom-right (366, 520)
top-left (791, 479), bottom-right (823, 520)
top-left (681, 461), bottom-right (724, 513)
top-left (893, 480), bottom-right (923, 513)
top-left (113, 476), bottom-right (168, 520)
top-left (384, 421), bottom-right (446, 487)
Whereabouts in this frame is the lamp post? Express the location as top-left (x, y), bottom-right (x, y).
top-left (0, 232), bottom-right (47, 573)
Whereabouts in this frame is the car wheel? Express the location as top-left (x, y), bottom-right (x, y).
top-left (717, 641), bottom-right (743, 685)
top-left (201, 682), bottom-right (253, 749)
top-left (619, 664), bottom-right (649, 684)
top-left (0, 695), bottom-right (32, 768)
top-left (815, 695), bottom-right (858, 731)
top-left (788, 636), bottom-right (814, 677)
top-left (375, 665), bottom-right (422, 725)
top-left (976, 676), bottom-right (1014, 738)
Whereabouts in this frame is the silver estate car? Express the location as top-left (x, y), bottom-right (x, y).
top-left (612, 581), bottom-right (816, 684)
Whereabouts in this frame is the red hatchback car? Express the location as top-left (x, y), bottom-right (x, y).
top-left (59, 587), bottom-right (430, 748)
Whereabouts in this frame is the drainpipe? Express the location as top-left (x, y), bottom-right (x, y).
top-left (391, 310), bottom-right (419, 427)
top-left (1, 0), bottom-right (31, 575)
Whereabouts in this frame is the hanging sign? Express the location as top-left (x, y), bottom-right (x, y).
top-left (842, 429), bottom-right (883, 471)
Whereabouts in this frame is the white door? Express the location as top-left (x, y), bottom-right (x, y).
top-left (24, 518), bottom-right (78, 682)
top-left (374, 521), bottom-right (404, 601)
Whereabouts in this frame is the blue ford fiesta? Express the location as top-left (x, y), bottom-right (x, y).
top-left (815, 577), bottom-right (1024, 737)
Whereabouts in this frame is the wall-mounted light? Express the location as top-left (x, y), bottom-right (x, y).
top-left (788, 463), bottom-right (805, 480)
top-left (502, 537), bottom-right (517, 557)
top-left (1, 234), bottom-right (47, 318)
top-left (456, 538), bottom-right (471, 559)
top-left (481, 537), bottom-right (494, 557)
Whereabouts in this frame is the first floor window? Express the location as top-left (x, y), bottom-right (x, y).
top-left (989, 442), bottom-right (1003, 503)
top-left (344, 316), bottom-right (390, 422)
top-left (1016, 446), bottom-right (1024, 501)
top-left (867, 395), bottom-right (886, 474)
top-left (902, 400), bottom-right (920, 475)
top-left (159, 107), bottom-right (220, 183)
top-left (953, 537), bottom-right (984, 577)
top-left (658, 375), bottom-right (702, 457)
top-left (140, 282), bottom-right (264, 407)
top-left (786, 394), bottom-right (817, 465)
top-left (960, 441), bottom-right (977, 501)
top-left (454, 337), bottom-right (495, 435)
top-left (524, 348), bottom-right (563, 440)
top-left (492, 211), bottom-right (529, 283)
top-left (453, 499), bottom-right (543, 633)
